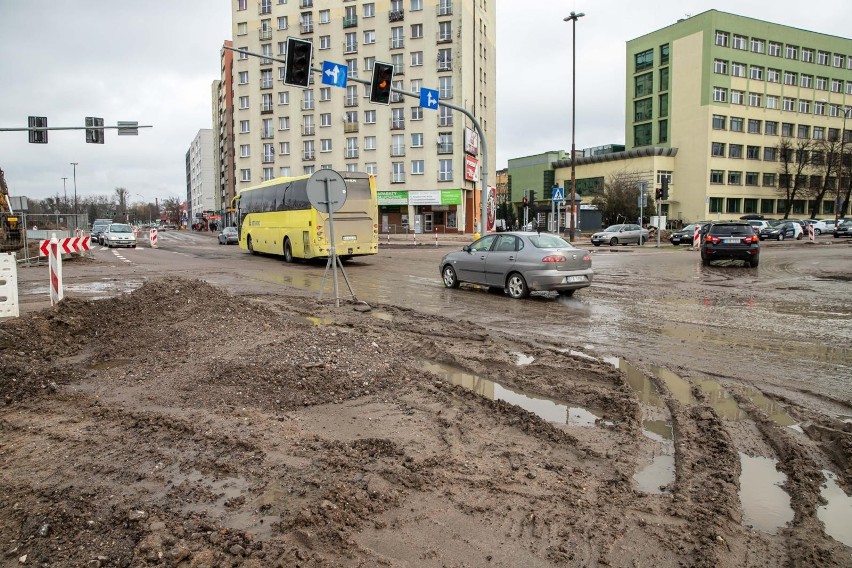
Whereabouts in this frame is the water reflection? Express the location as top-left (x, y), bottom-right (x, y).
top-left (738, 453), bottom-right (794, 534)
top-left (817, 470), bottom-right (852, 547)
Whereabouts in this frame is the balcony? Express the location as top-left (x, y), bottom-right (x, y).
top-left (302, 100), bottom-right (315, 110)
top-left (344, 96), bottom-right (358, 107)
top-left (302, 125), bottom-right (315, 135)
top-left (390, 144), bottom-right (405, 156)
top-left (437, 142), bottom-right (453, 154)
top-left (437, 59), bottom-right (452, 71)
top-left (437, 32), bottom-right (452, 44)
top-left (392, 172), bottom-right (405, 183)
top-left (303, 151), bottom-right (315, 160)
top-left (389, 10), bottom-right (404, 22)
top-left (262, 154), bottom-right (275, 164)
top-left (345, 148), bottom-right (359, 158)
top-left (344, 41), bottom-right (358, 54)
top-left (344, 122), bottom-right (359, 133)
top-left (438, 116), bottom-right (453, 127)
top-left (343, 16), bottom-right (357, 28)
top-left (390, 37), bottom-right (404, 50)
top-left (259, 28), bottom-right (272, 40)
top-left (391, 119), bottom-right (405, 130)
top-left (261, 131), bottom-right (275, 140)
top-left (301, 23), bottom-right (313, 34)
top-left (261, 104), bottom-right (274, 114)
top-left (260, 79), bottom-right (274, 89)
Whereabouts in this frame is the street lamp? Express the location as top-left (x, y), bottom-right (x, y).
top-left (61, 177), bottom-right (68, 213)
top-left (70, 162), bottom-right (78, 215)
top-left (564, 11), bottom-right (585, 242)
top-left (837, 106), bottom-right (851, 226)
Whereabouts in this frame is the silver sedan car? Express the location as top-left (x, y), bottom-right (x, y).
top-left (439, 232), bottom-right (593, 299)
top-left (590, 223), bottom-right (650, 246)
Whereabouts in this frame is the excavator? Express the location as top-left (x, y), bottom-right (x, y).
top-left (0, 167), bottom-right (24, 252)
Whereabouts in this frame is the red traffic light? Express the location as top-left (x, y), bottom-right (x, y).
top-left (522, 197), bottom-right (528, 206)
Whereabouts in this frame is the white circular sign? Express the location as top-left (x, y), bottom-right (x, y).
top-left (306, 169), bottom-right (347, 214)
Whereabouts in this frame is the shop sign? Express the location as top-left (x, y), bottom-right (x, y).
top-left (464, 127), bottom-right (479, 156)
top-left (464, 155), bottom-right (479, 182)
top-left (408, 190), bottom-right (442, 205)
top-left (377, 190), bottom-right (408, 205)
top-left (440, 189), bottom-right (462, 205)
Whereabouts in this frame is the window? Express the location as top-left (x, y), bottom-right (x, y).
top-left (411, 0), bottom-right (423, 10)
top-left (781, 122), bottom-right (794, 137)
top-left (411, 160), bottom-right (424, 175)
top-left (391, 26), bottom-right (404, 49)
top-left (745, 172), bottom-right (759, 186)
top-left (797, 124), bottom-right (810, 138)
top-left (800, 74), bottom-right (813, 88)
top-left (660, 44), bottom-right (669, 65)
top-left (239, 95), bottom-right (249, 109)
top-left (831, 79), bottom-right (842, 92)
top-left (438, 21), bottom-right (452, 42)
top-left (816, 76), bottom-right (828, 91)
top-left (659, 93), bottom-right (669, 117)
top-left (815, 50), bottom-right (830, 66)
top-left (391, 134), bottom-right (404, 156)
top-left (768, 41), bottom-right (781, 57)
top-left (713, 114), bottom-right (726, 129)
top-left (714, 59), bottom-right (728, 74)
top-left (748, 93), bottom-right (761, 107)
top-left (262, 118), bottom-right (273, 138)
top-left (765, 95), bottom-right (779, 110)
top-left (767, 68), bottom-right (780, 83)
top-left (726, 198), bottom-right (741, 214)
top-left (710, 170), bottom-right (724, 184)
top-left (411, 51), bottom-right (423, 66)
top-left (319, 87), bottom-right (331, 102)
top-left (749, 66), bottom-right (763, 80)
top-left (728, 171), bottom-right (742, 185)
top-left (320, 139), bottom-right (332, 152)
top-left (279, 166), bottom-right (291, 178)
top-left (798, 100), bottom-right (811, 114)
top-left (785, 45), bottom-right (798, 59)
top-left (344, 31), bottom-right (357, 53)
top-left (783, 71), bottom-right (797, 85)
top-left (764, 147), bottom-right (777, 161)
top-left (410, 106), bottom-right (422, 120)
top-left (363, 3), bottom-right (375, 17)
top-left (833, 53), bottom-right (844, 67)
top-left (730, 117), bottom-right (744, 132)
top-left (748, 119), bottom-right (761, 134)
top-left (240, 144), bottom-right (250, 158)
top-left (635, 72), bottom-right (653, 97)
top-left (364, 136), bottom-right (376, 150)
top-left (634, 123), bottom-right (652, 147)
top-left (241, 169), bottom-right (251, 182)
top-left (438, 159), bottom-right (453, 181)
top-left (320, 113), bottom-right (331, 127)
top-left (731, 62), bottom-right (746, 77)
top-left (711, 142), bottom-right (726, 157)
top-left (302, 140), bottom-right (315, 160)
top-left (709, 197), bottom-right (724, 214)
top-left (277, 16), bottom-right (288, 30)
top-left (751, 38), bottom-right (765, 53)
top-left (729, 144), bottom-right (743, 159)
top-left (411, 23), bottom-right (423, 38)
top-left (438, 76), bottom-right (452, 99)
top-left (345, 137), bottom-right (358, 159)
top-left (713, 87), bottom-right (727, 102)
top-left (391, 53), bottom-right (404, 74)
top-left (237, 22), bottom-right (248, 35)
top-left (263, 143), bottom-right (275, 163)
top-left (278, 116), bottom-right (289, 130)
top-left (783, 97), bottom-right (796, 112)
top-left (732, 34), bottom-right (746, 50)
top-left (715, 31), bottom-right (729, 47)
top-left (364, 30), bottom-right (376, 44)
top-left (814, 101), bottom-right (826, 115)
top-left (319, 35), bottom-right (331, 49)
top-left (278, 91), bottom-right (289, 105)
top-left (392, 107), bottom-right (405, 128)
top-left (801, 48), bottom-right (814, 63)
top-left (364, 110), bottom-right (376, 124)
top-left (813, 126), bottom-right (825, 140)
top-left (635, 49), bottom-right (653, 71)
top-left (279, 141), bottom-right (290, 155)
top-left (747, 145), bottom-right (760, 159)
top-left (240, 119), bottom-right (250, 133)
top-left (659, 67), bottom-right (669, 91)
top-left (634, 98), bottom-right (653, 121)
top-left (731, 90), bottom-right (744, 105)
top-left (238, 70), bottom-right (249, 84)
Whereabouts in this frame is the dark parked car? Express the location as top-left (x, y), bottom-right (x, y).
top-left (759, 221), bottom-right (798, 241)
top-left (834, 219), bottom-right (852, 238)
top-left (701, 222), bottom-right (760, 267)
top-left (440, 231), bottom-right (593, 299)
top-left (90, 219), bottom-right (112, 245)
top-left (669, 222), bottom-right (710, 245)
top-left (218, 226), bottom-right (239, 245)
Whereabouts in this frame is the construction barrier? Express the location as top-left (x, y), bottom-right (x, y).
top-left (149, 228), bottom-right (159, 248)
top-left (0, 252), bottom-right (20, 318)
top-left (48, 233), bottom-right (63, 306)
top-left (693, 225), bottom-right (701, 249)
top-left (807, 224), bottom-right (815, 242)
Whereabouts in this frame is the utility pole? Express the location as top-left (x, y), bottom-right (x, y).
top-left (564, 11), bottom-right (585, 242)
top-left (61, 177), bottom-right (68, 213)
top-left (70, 162), bottom-right (78, 215)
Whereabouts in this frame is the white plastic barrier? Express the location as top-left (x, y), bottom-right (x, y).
top-left (0, 252), bottom-right (19, 318)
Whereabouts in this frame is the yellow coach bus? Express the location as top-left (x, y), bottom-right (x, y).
top-left (234, 171), bottom-right (378, 262)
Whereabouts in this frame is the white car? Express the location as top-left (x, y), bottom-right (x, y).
top-left (804, 219), bottom-right (827, 235)
top-left (102, 223), bottom-right (137, 248)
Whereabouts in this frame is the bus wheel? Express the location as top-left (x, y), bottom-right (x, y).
top-left (283, 239), bottom-right (293, 263)
top-left (247, 235), bottom-right (256, 255)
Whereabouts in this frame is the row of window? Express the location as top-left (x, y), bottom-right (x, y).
top-left (713, 59), bottom-right (852, 94)
top-left (633, 120), bottom-right (668, 147)
top-left (711, 87), bottom-right (851, 115)
top-left (634, 44), bottom-right (669, 72)
top-left (238, 0), bottom-right (451, 17)
top-left (710, 142), bottom-right (852, 165)
top-left (711, 114), bottom-right (851, 141)
top-left (707, 196), bottom-right (838, 216)
top-left (709, 169), bottom-right (850, 189)
top-left (714, 30), bottom-right (852, 71)
top-left (239, 132), bottom-right (456, 159)
top-left (238, 160), bottom-right (455, 184)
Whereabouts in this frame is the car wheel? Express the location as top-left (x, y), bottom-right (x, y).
top-left (815, 229), bottom-right (821, 236)
top-left (609, 237), bottom-right (618, 246)
top-left (247, 235), bottom-right (256, 255)
top-left (558, 289), bottom-right (576, 297)
top-left (777, 234), bottom-right (784, 241)
top-left (593, 243), bottom-right (601, 247)
top-left (796, 234), bottom-right (803, 240)
top-left (219, 239), bottom-right (223, 245)
top-left (506, 272), bottom-right (530, 299)
top-left (749, 257), bottom-right (760, 268)
top-left (283, 238), bottom-right (293, 263)
top-left (441, 265), bottom-right (460, 289)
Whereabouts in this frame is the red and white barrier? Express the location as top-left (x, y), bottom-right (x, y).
top-left (39, 236), bottom-right (91, 256)
top-left (0, 252), bottom-right (20, 318)
top-left (48, 233), bottom-right (63, 306)
top-left (807, 224), bottom-right (815, 242)
top-left (693, 225), bottom-right (701, 249)
top-left (149, 228), bottom-right (159, 248)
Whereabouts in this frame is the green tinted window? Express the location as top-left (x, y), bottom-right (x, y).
top-left (635, 49), bottom-right (653, 71)
top-left (635, 73), bottom-right (653, 97)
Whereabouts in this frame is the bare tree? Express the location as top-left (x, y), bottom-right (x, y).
top-left (591, 170), bottom-right (655, 226)
top-left (161, 196), bottom-right (183, 225)
top-left (776, 137), bottom-right (814, 218)
top-left (805, 137), bottom-right (843, 219)
top-left (114, 187), bottom-right (129, 221)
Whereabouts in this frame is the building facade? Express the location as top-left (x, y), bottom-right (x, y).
top-left (216, 40), bottom-right (237, 226)
top-left (226, 0), bottom-right (496, 234)
top-left (626, 10), bottom-right (852, 222)
top-left (187, 129), bottom-right (216, 222)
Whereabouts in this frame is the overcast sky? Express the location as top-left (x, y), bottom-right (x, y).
top-left (1, 1), bottom-right (849, 205)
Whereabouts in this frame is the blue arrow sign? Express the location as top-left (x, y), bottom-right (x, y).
top-left (551, 187), bottom-right (564, 202)
top-left (321, 61), bottom-right (348, 88)
top-left (420, 88), bottom-right (439, 110)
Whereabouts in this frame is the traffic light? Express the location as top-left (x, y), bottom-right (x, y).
top-left (369, 62), bottom-right (394, 105)
top-left (655, 187), bottom-right (662, 200)
top-left (28, 116), bottom-right (47, 144)
top-left (284, 37), bottom-right (313, 87)
top-left (86, 116), bottom-right (104, 144)
top-left (522, 196), bottom-right (528, 207)
top-left (661, 177), bottom-right (669, 200)
top-left (529, 190), bottom-right (536, 207)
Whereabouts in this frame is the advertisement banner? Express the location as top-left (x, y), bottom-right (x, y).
top-left (464, 155), bottom-right (479, 182)
top-left (440, 189), bottom-right (462, 205)
top-left (464, 127), bottom-right (479, 156)
top-left (408, 190), bottom-right (442, 205)
top-left (377, 191), bottom-right (408, 205)
top-left (486, 186), bottom-right (497, 232)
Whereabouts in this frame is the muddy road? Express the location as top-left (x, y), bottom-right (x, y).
top-left (3, 233), bottom-right (852, 567)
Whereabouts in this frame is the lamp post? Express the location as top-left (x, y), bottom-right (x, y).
top-left (61, 177), bottom-right (68, 213)
top-left (564, 11), bottom-right (585, 242)
top-left (837, 106), bottom-right (851, 226)
top-left (70, 162), bottom-right (78, 215)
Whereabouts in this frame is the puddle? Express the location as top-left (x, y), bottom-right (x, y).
top-left (420, 360), bottom-right (605, 427)
top-left (641, 419), bottom-right (673, 441)
top-left (615, 359), bottom-right (665, 409)
top-left (649, 365), bottom-right (698, 405)
top-left (633, 454), bottom-right (675, 494)
top-left (817, 470), bottom-right (852, 547)
top-left (738, 453), bottom-right (794, 534)
top-left (88, 359), bottom-right (131, 370)
top-left (24, 280), bottom-right (144, 298)
top-left (513, 352), bottom-right (534, 366)
top-left (838, 414), bottom-right (852, 424)
top-left (741, 387), bottom-right (797, 427)
top-left (304, 316), bottom-right (333, 326)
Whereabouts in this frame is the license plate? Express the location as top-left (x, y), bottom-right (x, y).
top-left (342, 235), bottom-right (356, 241)
top-left (565, 275), bottom-right (586, 283)
top-left (724, 238), bottom-right (740, 244)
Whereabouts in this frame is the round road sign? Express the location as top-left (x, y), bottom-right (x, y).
top-left (306, 169), bottom-right (347, 214)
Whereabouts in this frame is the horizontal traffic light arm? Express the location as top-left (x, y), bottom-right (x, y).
top-left (0, 124), bottom-right (152, 132)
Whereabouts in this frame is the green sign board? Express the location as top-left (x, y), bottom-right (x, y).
top-left (377, 191), bottom-right (408, 205)
top-left (440, 190), bottom-right (462, 205)
top-left (377, 189), bottom-right (463, 206)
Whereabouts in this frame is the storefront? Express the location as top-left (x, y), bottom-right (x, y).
top-left (378, 189), bottom-right (465, 234)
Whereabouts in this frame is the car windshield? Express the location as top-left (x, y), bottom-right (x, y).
top-left (528, 234), bottom-right (574, 248)
top-left (681, 224), bottom-right (696, 231)
top-left (710, 225), bottom-right (752, 236)
top-left (109, 224), bottom-right (132, 233)
top-left (603, 225), bottom-right (624, 232)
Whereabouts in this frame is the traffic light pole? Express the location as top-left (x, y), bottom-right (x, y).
top-left (225, 45), bottom-right (491, 236)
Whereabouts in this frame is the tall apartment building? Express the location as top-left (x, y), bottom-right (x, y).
top-left (226, 0), bottom-right (496, 233)
top-left (187, 129), bottom-right (216, 221)
top-left (625, 10), bottom-right (852, 221)
top-left (216, 40), bottom-right (237, 225)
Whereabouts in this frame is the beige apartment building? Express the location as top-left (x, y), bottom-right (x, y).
top-left (225, 0), bottom-right (496, 234)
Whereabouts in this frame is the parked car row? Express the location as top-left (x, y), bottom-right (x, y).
top-left (835, 218), bottom-right (852, 238)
